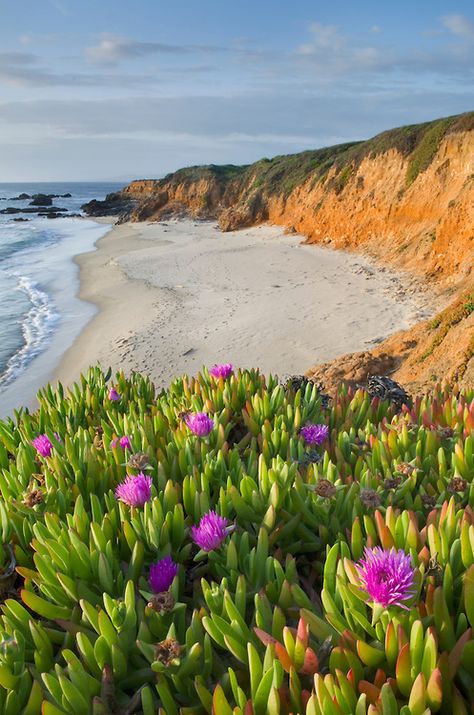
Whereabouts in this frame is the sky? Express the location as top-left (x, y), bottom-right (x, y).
top-left (0, 0), bottom-right (473, 181)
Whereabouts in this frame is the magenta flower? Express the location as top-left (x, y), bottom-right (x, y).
top-left (111, 435), bottom-right (131, 450)
top-left (300, 423), bottom-right (329, 446)
top-left (32, 434), bottom-right (53, 457)
top-left (185, 412), bottom-right (214, 437)
top-left (108, 388), bottom-right (121, 402)
top-left (149, 556), bottom-right (178, 593)
top-left (357, 547), bottom-right (415, 609)
top-left (210, 363), bottom-right (233, 379)
top-left (120, 435), bottom-right (131, 450)
top-left (115, 473), bottom-right (152, 507)
top-left (191, 510), bottom-right (232, 551)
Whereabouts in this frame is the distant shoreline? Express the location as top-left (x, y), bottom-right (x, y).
top-left (53, 218), bottom-right (433, 393)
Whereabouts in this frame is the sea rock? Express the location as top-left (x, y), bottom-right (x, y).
top-left (9, 193), bottom-right (31, 200)
top-left (1, 206), bottom-right (68, 215)
top-left (60, 193), bottom-right (72, 198)
top-left (29, 194), bottom-right (53, 206)
top-left (13, 217), bottom-right (29, 222)
top-left (81, 192), bottom-right (138, 220)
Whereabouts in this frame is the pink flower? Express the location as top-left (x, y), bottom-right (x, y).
top-left (115, 473), bottom-right (152, 507)
top-left (108, 388), bottom-right (121, 402)
top-left (111, 435), bottom-right (131, 450)
top-left (184, 412), bottom-right (214, 437)
top-left (32, 434), bottom-right (53, 457)
top-left (299, 423), bottom-right (329, 446)
top-left (149, 556), bottom-right (178, 592)
top-left (191, 510), bottom-right (232, 551)
top-left (119, 436), bottom-right (131, 450)
top-left (210, 363), bottom-right (233, 379)
top-left (357, 547), bottom-right (415, 609)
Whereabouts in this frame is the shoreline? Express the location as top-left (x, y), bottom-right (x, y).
top-left (53, 218), bottom-right (434, 393)
top-left (0, 217), bottom-right (114, 418)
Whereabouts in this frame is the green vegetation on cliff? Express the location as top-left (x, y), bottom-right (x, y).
top-left (156, 110), bottom-right (474, 199)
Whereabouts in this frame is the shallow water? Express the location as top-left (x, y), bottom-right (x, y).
top-left (0, 182), bottom-right (121, 417)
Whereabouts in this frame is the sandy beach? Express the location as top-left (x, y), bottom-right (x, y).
top-left (52, 219), bottom-right (432, 391)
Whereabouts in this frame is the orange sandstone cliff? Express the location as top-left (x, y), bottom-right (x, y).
top-left (84, 112), bottom-right (474, 392)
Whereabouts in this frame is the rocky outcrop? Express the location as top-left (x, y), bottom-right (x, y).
top-left (81, 192), bottom-right (138, 219)
top-left (29, 194), bottom-right (53, 206)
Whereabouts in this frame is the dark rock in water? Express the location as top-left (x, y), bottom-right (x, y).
top-left (12, 217), bottom-right (29, 222)
top-left (366, 375), bottom-right (411, 409)
top-left (23, 206), bottom-right (68, 214)
top-left (42, 212), bottom-right (62, 219)
top-left (66, 213), bottom-right (82, 218)
top-left (29, 194), bottom-right (53, 206)
top-left (81, 191), bottom-right (137, 220)
top-left (0, 207), bottom-right (21, 214)
top-left (60, 193), bottom-right (72, 198)
top-left (10, 193), bottom-right (31, 200)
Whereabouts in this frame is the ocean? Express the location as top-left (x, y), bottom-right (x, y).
top-left (0, 182), bottom-right (122, 417)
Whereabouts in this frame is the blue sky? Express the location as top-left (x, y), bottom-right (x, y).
top-left (0, 0), bottom-right (473, 180)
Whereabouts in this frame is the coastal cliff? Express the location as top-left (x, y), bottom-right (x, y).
top-left (83, 111), bottom-right (474, 390)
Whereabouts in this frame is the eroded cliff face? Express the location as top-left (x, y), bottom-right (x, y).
top-left (83, 116), bottom-right (474, 391)
top-left (223, 132), bottom-right (474, 285)
top-left (120, 130), bottom-right (474, 285)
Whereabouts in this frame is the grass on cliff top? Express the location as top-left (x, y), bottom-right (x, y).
top-left (161, 163), bottom-right (248, 186)
top-left (155, 110), bottom-right (474, 199)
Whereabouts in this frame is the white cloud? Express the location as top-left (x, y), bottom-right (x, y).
top-left (442, 14), bottom-right (474, 40)
top-left (85, 35), bottom-right (189, 65)
top-left (297, 23), bottom-right (345, 55)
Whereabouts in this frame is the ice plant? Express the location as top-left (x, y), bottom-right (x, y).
top-left (299, 423), bottom-right (329, 446)
top-left (32, 434), bottom-right (53, 457)
top-left (184, 412), bottom-right (214, 436)
top-left (357, 547), bottom-right (415, 609)
top-left (108, 387), bottom-right (121, 402)
top-left (149, 556), bottom-right (178, 593)
top-left (190, 510), bottom-right (231, 551)
top-left (210, 363), bottom-right (233, 379)
top-left (115, 473), bottom-right (152, 507)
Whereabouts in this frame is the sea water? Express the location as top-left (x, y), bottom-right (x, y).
top-left (0, 182), bottom-right (122, 417)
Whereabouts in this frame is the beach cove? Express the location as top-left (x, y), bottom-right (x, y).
top-left (54, 219), bottom-right (433, 392)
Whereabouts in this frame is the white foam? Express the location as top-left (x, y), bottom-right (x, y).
top-left (0, 275), bottom-right (59, 388)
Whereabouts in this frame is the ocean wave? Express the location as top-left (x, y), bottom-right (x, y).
top-left (0, 276), bottom-right (59, 388)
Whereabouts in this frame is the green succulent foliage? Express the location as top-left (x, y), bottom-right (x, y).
top-left (0, 366), bottom-right (472, 713)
